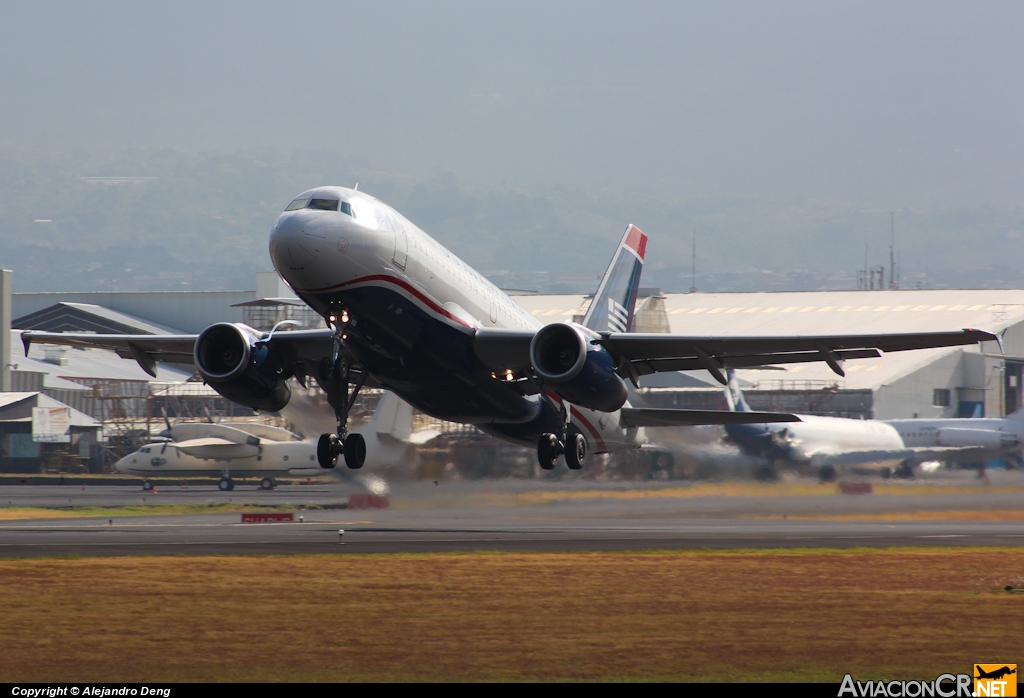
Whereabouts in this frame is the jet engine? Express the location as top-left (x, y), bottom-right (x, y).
top-left (529, 322), bottom-right (627, 412)
top-left (193, 323), bottom-right (291, 412)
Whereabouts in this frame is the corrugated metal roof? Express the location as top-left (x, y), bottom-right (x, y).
top-left (513, 289), bottom-right (1024, 391)
top-left (0, 392), bottom-right (100, 427)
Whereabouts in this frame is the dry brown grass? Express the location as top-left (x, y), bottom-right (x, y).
top-left (749, 510), bottom-right (1024, 521)
top-left (0, 550), bottom-right (1022, 682)
top-left (402, 482), bottom-right (1024, 510)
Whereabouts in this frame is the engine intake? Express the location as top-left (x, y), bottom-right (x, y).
top-left (529, 323), bottom-right (627, 412)
top-left (194, 323), bottom-right (291, 412)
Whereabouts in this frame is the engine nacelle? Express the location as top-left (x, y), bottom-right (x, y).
top-left (937, 427), bottom-right (1014, 449)
top-left (194, 323), bottom-right (291, 412)
top-left (529, 322), bottom-right (628, 412)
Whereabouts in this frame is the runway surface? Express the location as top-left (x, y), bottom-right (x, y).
top-left (1, 473), bottom-right (1023, 556)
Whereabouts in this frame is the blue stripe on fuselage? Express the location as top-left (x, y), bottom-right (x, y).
top-left (299, 283), bottom-right (543, 428)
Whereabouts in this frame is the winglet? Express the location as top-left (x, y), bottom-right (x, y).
top-left (581, 224), bottom-right (647, 333)
top-left (21, 331), bottom-right (32, 357)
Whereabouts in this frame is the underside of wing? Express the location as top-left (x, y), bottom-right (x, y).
top-left (620, 408), bottom-right (800, 428)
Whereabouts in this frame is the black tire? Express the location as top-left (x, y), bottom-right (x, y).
top-left (537, 433), bottom-right (560, 470)
top-left (142, 480), bottom-right (153, 491)
top-left (818, 465), bottom-right (837, 483)
top-left (317, 433), bottom-right (337, 469)
top-left (565, 432), bottom-right (586, 470)
top-left (218, 477), bottom-right (234, 491)
top-left (344, 433), bottom-right (367, 470)
top-left (260, 477), bottom-right (274, 490)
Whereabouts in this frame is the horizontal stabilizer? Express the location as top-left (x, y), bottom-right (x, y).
top-left (620, 408), bottom-right (800, 428)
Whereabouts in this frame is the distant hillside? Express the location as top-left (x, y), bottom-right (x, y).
top-left (1, 145), bottom-right (1023, 293)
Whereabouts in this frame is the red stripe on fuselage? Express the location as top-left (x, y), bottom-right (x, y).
top-left (624, 225), bottom-right (647, 261)
top-left (292, 274), bottom-right (476, 330)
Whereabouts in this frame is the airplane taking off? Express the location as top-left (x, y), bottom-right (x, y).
top-left (23, 185), bottom-right (997, 472)
top-left (115, 391), bottom-right (437, 490)
top-left (721, 370), bottom-right (1007, 480)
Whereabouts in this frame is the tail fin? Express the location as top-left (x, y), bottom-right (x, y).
top-left (582, 224), bottom-right (647, 333)
top-left (369, 391), bottom-right (413, 442)
top-left (724, 369), bottom-right (752, 412)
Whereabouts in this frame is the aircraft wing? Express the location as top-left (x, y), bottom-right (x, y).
top-left (620, 408), bottom-right (800, 427)
top-left (171, 437), bottom-right (262, 460)
top-left (472, 327), bottom-right (997, 384)
top-left (20, 328), bottom-right (357, 379)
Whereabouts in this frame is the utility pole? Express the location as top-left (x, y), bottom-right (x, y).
top-left (1, 269), bottom-right (11, 392)
top-left (889, 212), bottom-right (897, 289)
top-left (689, 234), bottom-right (697, 293)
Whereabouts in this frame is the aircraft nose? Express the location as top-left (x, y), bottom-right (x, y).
top-left (270, 212), bottom-right (337, 266)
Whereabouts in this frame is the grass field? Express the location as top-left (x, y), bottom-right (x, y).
top-left (1, 549), bottom-right (1022, 682)
top-left (0, 503), bottom-right (324, 520)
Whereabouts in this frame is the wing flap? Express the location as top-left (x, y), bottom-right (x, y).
top-left (620, 408), bottom-right (800, 428)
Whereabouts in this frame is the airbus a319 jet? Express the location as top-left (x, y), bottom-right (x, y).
top-left (23, 186), bottom-right (998, 471)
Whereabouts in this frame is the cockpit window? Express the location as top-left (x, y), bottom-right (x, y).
top-left (285, 197), bottom-right (310, 211)
top-left (340, 201), bottom-right (354, 217)
top-left (307, 198), bottom-right (340, 211)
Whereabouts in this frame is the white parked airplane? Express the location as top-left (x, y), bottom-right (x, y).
top-left (721, 370), bottom-right (1005, 480)
top-left (24, 185), bottom-right (997, 472)
top-left (115, 391), bottom-right (438, 490)
top-left (885, 411), bottom-right (1023, 461)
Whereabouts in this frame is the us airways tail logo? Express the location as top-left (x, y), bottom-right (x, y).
top-left (608, 298), bottom-right (628, 333)
top-left (975, 664), bottom-right (1017, 697)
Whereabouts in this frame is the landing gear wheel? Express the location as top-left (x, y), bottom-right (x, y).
top-left (344, 433), bottom-right (366, 470)
top-left (260, 477), bottom-right (276, 490)
top-left (218, 477), bottom-right (235, 491)
top-left (565, 432), bottom-right (587, 470)
top-left (317, 433), bottom-right (339, 469)
top-left (142, 480), bottom-right (153, 492)
top-left (818, 465), bottom-right (837, 483)
top-left (538, 433), bottom-right (562, 470)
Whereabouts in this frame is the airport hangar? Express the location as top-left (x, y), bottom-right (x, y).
top-left (7, 271), bottom-right (1024, 430)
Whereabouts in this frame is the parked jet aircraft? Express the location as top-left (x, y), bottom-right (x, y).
top-left (115, 391), bottom-right (437, 490)
top-left (23, 186), bottom-right (997, 471)
top-left (885, 410), bottom-right (1024, 456)
top-left (721, 370), bottom-right (1003, 480)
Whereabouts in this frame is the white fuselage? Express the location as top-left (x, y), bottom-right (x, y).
top-left (268, 186), bottom-right (643, 454)
top-left (886, 417), bottom-right (1024, 450)
top-left (780, 415), bottom-right (906, 464)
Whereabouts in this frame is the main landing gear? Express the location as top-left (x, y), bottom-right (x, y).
top-left (316, 354), bottom-right (367, 470)
top-left (537, 396), bottom-right (587, 470)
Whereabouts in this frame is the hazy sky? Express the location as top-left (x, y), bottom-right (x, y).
top-left (3, 1), bottom-right (1023, 208)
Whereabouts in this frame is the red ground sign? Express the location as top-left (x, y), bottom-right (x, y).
top-left (348, 494), bottom-right (390, 510)
top-left (240, 512), bottom-right (295, 523)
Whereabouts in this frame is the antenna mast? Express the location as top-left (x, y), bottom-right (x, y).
top-left (689, 234), bottom-right (697, 293)
top-left (889, 212), bottom-right (897, 290)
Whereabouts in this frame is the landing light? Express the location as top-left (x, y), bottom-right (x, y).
top-left (505, 369), bottom-right (514, 381)
top-left (341, 310), bottom-right (350, 323)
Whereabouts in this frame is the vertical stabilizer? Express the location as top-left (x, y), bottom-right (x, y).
top-left (370, 391), bottom-right (413, 442)
top-left (724, 369), bottom-right (752, 413)
top-left (581, 224), bottom-right (647, 333)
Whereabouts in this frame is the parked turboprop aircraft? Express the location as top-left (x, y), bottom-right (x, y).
top-left (23, 186), bottom-right (997, 472)
top-left (721, 370), bottom-right (1003, 480)
top-left (115, 391), bottom-right (438, 490)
